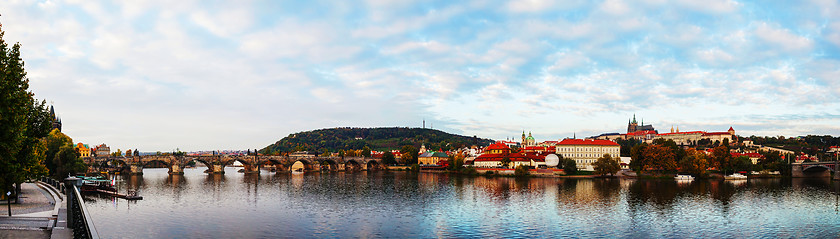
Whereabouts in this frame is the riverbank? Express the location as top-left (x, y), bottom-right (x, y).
top-left (0, 182), bottom-right (72, 239)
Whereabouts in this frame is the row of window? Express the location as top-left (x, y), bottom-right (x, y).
top-left (556, 147), bottom-right (619, 153)
top-left (561, 153), bottom-right (619, 158)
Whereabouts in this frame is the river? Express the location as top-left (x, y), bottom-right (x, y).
top-left (82, 167), bottom-right (840, 238)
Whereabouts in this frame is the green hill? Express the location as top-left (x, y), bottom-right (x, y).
top-left (261, 127), bottom-right (494, 154)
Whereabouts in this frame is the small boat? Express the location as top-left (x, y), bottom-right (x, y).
top-left (724, 173), bottom-right (748, 180)
top-left (674, 174), bottom-right (694, 180)
top-left (79, 176), bottom-right (117, 192)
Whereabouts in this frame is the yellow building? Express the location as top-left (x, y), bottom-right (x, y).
top-left (418, 151), bottom-right (449, 165)
top-left (75, 143), bottom-right (91, 157)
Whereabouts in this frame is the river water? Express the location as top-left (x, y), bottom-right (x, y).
top-left (83, 167), bottom-right (840, 238)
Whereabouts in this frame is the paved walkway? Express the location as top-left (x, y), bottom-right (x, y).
top-left (0, 182), bottom-right (72, 239)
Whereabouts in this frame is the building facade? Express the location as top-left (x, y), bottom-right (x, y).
top-left (418, 151), bottom-right (449, 165)
top-left (555, 139), bottom-right (620, 171)
top-left (75, 143), bottom-right (90, 157)
top-left (473, 142), bottom-right (546, 168)
top-left (93, 144), bottom-right (110, 157)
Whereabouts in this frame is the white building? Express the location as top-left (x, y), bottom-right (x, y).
top-left (555, 139), bottom-right (620, 171)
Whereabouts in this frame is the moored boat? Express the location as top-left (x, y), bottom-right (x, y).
top-left (674, 174), bottom-right (694, 180)
top-left (724, 173), bottom-right (748, 180)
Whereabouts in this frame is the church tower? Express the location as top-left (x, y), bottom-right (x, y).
top-left (50, 105), bottom-right (62, 132)
top-left (627, 114), bottom-right (638, 133)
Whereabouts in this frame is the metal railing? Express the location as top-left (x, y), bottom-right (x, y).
top-left (41, 176), bottom-right (99, 239)
top-left (68, 184), bottom-right (99, 239)
top-left (40, 176), bottom-right (65, 194)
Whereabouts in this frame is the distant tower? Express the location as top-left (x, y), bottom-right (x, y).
top-left (521, 131), bottom-right (526, 144)
top-left (423, 119), bottom-right (425, 129)
top-left (670, 125), bottom-right (674, 133)
top-left (49, 105), bottom-right (62, 132)
top-left (728, 126), bottom-right (735, 135)
top-left (627, 114), bottom-right (638, 133)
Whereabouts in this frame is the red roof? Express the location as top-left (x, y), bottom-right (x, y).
top-left (657, 131), bottom-right (705, 136)
top-left (556, 138), bottom-right (619, 146)
top-left (486, 142), bottom-right (510, 150)
top-left (731, 152), bottom-right (763, 158)
top-left (728, 127), bottom-right (734, 131)
top-left (626, 130), bottom-right (657, 136)
top-left (474, 152), bottom-right (546, 162)
top-left (703, 132), bottom-right (731, 135)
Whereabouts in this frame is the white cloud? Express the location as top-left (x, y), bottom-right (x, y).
top-left (754, 22), bottom-right (814, 52)
top-left (3, 0), bottom-right (839, 150)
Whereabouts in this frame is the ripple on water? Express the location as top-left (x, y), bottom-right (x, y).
top-left (85, 170), bottom-right (840, 238)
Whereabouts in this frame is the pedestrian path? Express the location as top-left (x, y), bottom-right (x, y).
top-left (0, 182), bottom-right (73, 239)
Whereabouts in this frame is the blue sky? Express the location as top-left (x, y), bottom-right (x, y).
top-left (2, 0), bottom-right (839, 151)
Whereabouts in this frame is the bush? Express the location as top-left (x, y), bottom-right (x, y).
top-left (484, 171), bottom-right (495, 176)
top-left (459, 167), bottom-right (478, 175)
top-left (409, 164), bottom-right (420, 172)
top-left (514, 165), bottom-right (530, 177)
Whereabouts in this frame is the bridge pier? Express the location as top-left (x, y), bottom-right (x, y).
top-left (242, 164), bottom-right (259, 174)
top-left (129, 164), bottom-right (144, 175)
top-left (169, 164), bottom-right (184, 175)
top-left (209, 164), bottom-right (225, 174)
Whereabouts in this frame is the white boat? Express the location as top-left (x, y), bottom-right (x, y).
top-left (724, 173), bottom-right (748, 180)
top-left (674, 174), bottom-right (694, 180)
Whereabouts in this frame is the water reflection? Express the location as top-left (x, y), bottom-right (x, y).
top-left (84, 169), bottom-right (840, 238)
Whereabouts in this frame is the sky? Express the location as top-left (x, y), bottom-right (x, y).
top-left (2, 0), bottom-right (840, 152)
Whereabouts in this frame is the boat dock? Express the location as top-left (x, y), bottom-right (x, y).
top-left (94, 189), bottom-right (143, 200)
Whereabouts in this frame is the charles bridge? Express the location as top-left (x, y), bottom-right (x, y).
top-left (83, 155), bottom-right (384, 175)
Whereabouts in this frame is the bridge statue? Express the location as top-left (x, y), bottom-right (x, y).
top-left (85, 155), bottom-right (384, 175)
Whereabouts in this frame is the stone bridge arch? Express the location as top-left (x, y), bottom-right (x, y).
top-left (793, 162), bottom-right (839, 179)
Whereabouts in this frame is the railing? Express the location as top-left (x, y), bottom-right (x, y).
top-left (40, 176), bottom-right (65, 194)
top-left (41, 176), bottom-right (99, 239)
top-left (68, 184), bottom-right (99, 239)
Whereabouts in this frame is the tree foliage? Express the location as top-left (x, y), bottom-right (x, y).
top-left (563, 158), bottom-right (577, 175)
top-left (500, 156), bottom-right (511, 168)
top-left (261, 127), bottom-right (494, 155)
top-left (400, 145), bottom-right (418, 165)
top-left (514, 165), bottom-right (530, 177)
top-left (381, 151), bottom-right (396, 165)
top-left (593, 153), bottom-right (620, 176)
top-left (0, 27), bottom-right (53, 198)
top-left (678, 148), bottom-right (708, 176)
top-left (711, 145), bottom-right (733, 173)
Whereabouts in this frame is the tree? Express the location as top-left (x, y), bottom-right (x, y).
top-left (629, 144), bottom-right (648, 172)
top-left (361, 146), bottom-right (371, 157)
top-left (679, 148), bottom-right (708, 176)
top-left (514, 165), bottom-right (530, 177)
top-left (43, 129), bottom-right (72, 174)
top-left (382, 151), bottom-right (396, 165)
top-left (501, 156), bottom-right (511, 168)
top-left (563, 158), bottom-right (577, 175)
top-left (732, 156), bottom-right (752, 172)
top-left (711, 145), bottom-right (732, 174)
top-left (447, 154), bottom-right (465, 171)
top-left (644, 145), bottom-right (677, 172)
top-left (0, 27), bottom-right (53, 203)
top-left (593, 153), bottom-right (620, 176)
top-left (400, 145), bottom-right (418, 165)
top-left (54, 145), bottom-right (86, 178)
